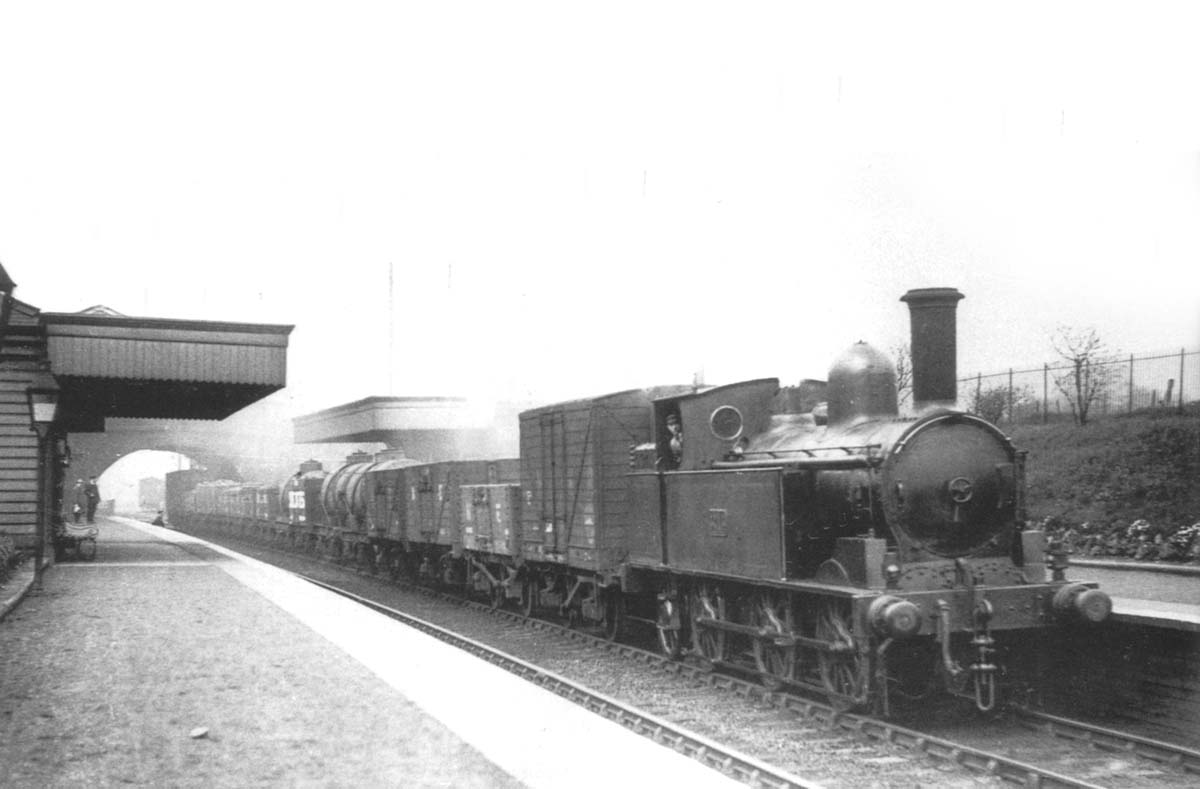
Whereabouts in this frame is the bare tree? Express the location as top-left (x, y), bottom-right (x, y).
top-left (1050, 326), bottom-right (1119, 426)
top-left (969, 383), bottom-right (1009, 423)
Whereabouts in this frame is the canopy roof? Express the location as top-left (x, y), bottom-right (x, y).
top-left (42, 310), bottom-right (293, 432)
top-left (293, 396), bottom-right (489, 444)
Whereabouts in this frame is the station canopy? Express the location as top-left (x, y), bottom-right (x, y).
top-left (293, 396), bottom-right (506, 461)
top-left (293, 397), bottom-right (492, 444)
top-left (43, 307), bottom-right (293, 432)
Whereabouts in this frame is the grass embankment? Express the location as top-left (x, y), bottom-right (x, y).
top-left (1010, 405), bottom-right (1200, 531)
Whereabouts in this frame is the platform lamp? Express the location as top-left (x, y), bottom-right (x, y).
top-left (27, 369), bottom-right (60, 585)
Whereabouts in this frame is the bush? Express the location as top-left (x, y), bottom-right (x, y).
top-left (0, 534), bottom-right (19, 584)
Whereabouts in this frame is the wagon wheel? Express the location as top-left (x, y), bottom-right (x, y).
top-left (816, 601), bottom-right (869, 711)
top-left (489, 581), bottom-right (506, 611)
top-left (521, 577), bottom-right (538, 618)
top-left (397, 552), bottom-right (420, 583)
top-left (689, 586), bottom-right (727, 668)
top-left (364, 545), bottom-right (380, 575)
top-left (602, 589), bottom-right (625, 642)
top-left (656, 596), bottom-right (682, 660)
top-left (78, 538), bottom-right (97, 562)
top-left (752, 593), bottom-right (797, 691)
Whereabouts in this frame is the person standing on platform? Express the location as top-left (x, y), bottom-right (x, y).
top-left (84, 476), bottom-right (101, 524)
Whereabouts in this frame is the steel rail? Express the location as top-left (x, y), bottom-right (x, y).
top-left (308, 572), bottom-right (1104, 789)
top-left (1010, 705), bottom-right (1200, 775)
top-left (196, 527), bottom-right (1184, 789)
top-left (384, 585), bottom-right (1119, 789)
top-left (297, 574), bottom-right (820, 789)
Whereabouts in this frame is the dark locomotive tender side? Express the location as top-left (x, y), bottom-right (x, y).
top-left (168, 286), bottom-right (1112, 716)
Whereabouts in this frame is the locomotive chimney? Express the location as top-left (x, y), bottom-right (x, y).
top-left (900, 287), bottom-right (965, 411)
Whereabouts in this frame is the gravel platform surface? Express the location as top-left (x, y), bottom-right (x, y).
top-left (0, 519), bottom-right (523, 788)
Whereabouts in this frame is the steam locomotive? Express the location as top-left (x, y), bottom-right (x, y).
top-left (169, 287), bottom-right (1111, 715)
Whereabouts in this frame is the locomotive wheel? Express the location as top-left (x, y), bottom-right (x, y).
top-left (752, 594), bottom-right (796, 691)
top-left (656, 597), bottom-right (682, 660)
top-left (816, 602), bottom-right (868, 711)
top-left (689, 586), bottom-right (727, 668)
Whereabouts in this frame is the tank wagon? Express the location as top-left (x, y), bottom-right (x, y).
top-left (170, 287), bottom-right (1111, 715)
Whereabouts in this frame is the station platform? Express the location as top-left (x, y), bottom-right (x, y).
top-left (0, 517), bottom-right (740, 788)
top-left (1069, 559), bottom-right (1200, 633)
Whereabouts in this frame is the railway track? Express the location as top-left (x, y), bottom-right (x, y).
top-left (190, 526), bottom-right (1200, 788)
top-left (302, 574), bottom-right (817, 789)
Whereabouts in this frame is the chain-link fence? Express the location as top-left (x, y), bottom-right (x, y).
top-left (959, 348), bottom-right (1198, 425)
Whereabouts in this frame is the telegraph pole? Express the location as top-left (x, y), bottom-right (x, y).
top-left (388, 262), bottom-right (395, 395)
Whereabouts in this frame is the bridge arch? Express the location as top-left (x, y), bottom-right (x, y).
top-left (66, 429), bottom-right (241, 487)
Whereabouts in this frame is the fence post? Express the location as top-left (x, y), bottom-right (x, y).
top-left (1008, 368), bottom-right (1014, 424)
top-left (1128, 354), bottom-right (1134, 414)
top-left (1042, 364), bottom-right (1049, 424)
top-left (1180, 348), bottom-right (1186, 415)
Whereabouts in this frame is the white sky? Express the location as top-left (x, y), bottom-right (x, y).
top-left (2, 2), bottom-right (1199, 416)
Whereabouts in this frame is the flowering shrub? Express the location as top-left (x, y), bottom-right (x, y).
top-left (1043, 518), bottom-right (1200, 563)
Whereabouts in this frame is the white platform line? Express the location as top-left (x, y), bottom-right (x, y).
top-left (54, 561), bottom-right (210, 568)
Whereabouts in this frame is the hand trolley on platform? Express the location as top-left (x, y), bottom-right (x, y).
top-left (54, 521), bottom-right (98, 561)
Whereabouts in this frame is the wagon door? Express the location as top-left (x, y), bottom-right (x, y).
top-left (384, 468), bottom-right (408, 541)
top-left (411, 467), bottom-right (437, 542)
top-left (434, 464), bottom-right (458, 548)
top-left (462, 485), bottom-right (491, 553)
top-left (525, 408), bottom-right (581, 562)
top-left (542, 410), bottom-right (569, 558)
top-left (470, 483), bottom-right (522, 556)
